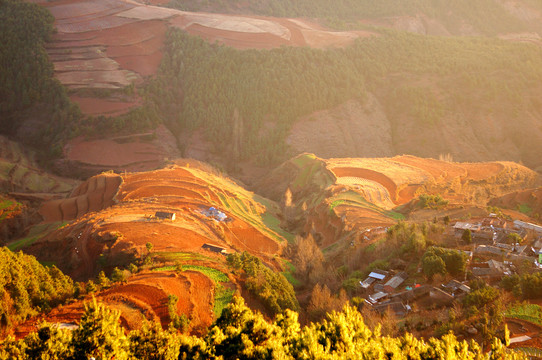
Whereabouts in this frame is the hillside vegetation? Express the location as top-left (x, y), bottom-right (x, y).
top-left (149, 28), bottom-right (542, 167)
top-left (0, 247), bottom-right (74, 328)
top-left (0, 296), bottom-right (523, 359)
top-left (0, 0), bottom-right (81, 157)
top-left (168, 0), bottom-right (542, 34)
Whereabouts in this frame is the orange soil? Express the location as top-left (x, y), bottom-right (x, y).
top-left (70, 95), bottom-right (141, 117)
top-left (491, 187), bottom-right (542, 215)
top-left (122, 167), bottom-right (196, 183)
top-left (122, 184), bottom-right (208, 202)
top-left (65, 137), bottom-right (166, 167)
top-left (75, 20), bottom-right (166, 47)
top-left (32, 165), bottom-right (283, 280)
top-left (461, 162), bottom-right (504, 181)
top-left (103, 221), bottom-right (211, 251)
top-left (13, 270), bottom-right (216, 338)
top-left (331, 167), bottom-right (401, 204)
top-left (394, 155), bottom-right (467, 181)
top-left (39, 173), bottom-right (122, 222)
top-left (228, 224), bottom-right (279, 254)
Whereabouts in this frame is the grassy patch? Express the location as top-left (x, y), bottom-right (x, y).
top-left (154, 264), bottom-right (229, 283)
top-left (217, 192), bottom-right (286, 244)
top-left (291, 153), bottom-right (317, 167)
top-left (213, 284), bottom-right (235, 318)
top-left (329, 190), bottom-right (405, 220)
top-left (154, 263), bottom-right (234, 318)
top-left (329, 200), bottom-right (346, 214)
top-left (517, 203), bottom-right (533, 215)
top-left (505, 304), bottom-right (542, 326)
top-left (0, 199), bottom-right (15, 211)
top-left (262, 212), bottom-right (294, 243)
top-left (7, 221), bottom-right (67, 251)
top-left (7, 236), bottom-right (39, 252)
top-left (0, 198), bottom-right (21, 221)
top-left (323, 242), bottom-right (340, 254)
top-left (153, 252), bottom-right (212, 263)
top-left (281, 260), bottom-right (301, 287)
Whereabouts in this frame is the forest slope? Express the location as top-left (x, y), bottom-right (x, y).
top-left (166, 0), bottom-right (542, 35)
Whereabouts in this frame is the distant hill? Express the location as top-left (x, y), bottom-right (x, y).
top-left (167, 0), bottom-right (542, 35)
top-left (10, 0), bottom-right (542, 174)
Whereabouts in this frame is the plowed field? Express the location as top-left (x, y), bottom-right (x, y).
top-left (13, 270), bottom-right (218, 338)
top-left (32, 164), bottom-right (284, 280)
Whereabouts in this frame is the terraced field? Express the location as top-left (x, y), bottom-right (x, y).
top-left (27, 163), bottom-right (287, 280)
top-left (0, 136), bottom-right (77, 194)
top-left (258, 153), bottom-right (539, 249)
top-left (41, 0), bottom-right (373, 117)
top-left (14, 269), bottom-right (223, 338)
top-left (327, 156), bottom-right (537, 208)
top-left (8, 162), bottom-right (292, 335)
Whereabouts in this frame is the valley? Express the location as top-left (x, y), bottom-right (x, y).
top-left (3, 0), bottom-right (542, 358)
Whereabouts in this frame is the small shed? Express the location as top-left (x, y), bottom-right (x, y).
top-left (202, 243), bottom-right (228, 255)
top-left (359, 277), bottom-right (376, 289)
top-left (373, 301), bottom-right (409, 317)
top-left (368, 291), bottom-right (388, 304)
top-left (429, 287), bottom-right (454, 306)
top-left (155, 211), bottom-right (176, 220)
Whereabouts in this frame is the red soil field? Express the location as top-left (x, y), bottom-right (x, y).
top-left (228, 224), bottom-right (280, 254)
top-left (111, 53), bottom-right (163, 76)
top-left (491, 187), bottom-right (542, 215)
top-left (34, 165), bottom-right (283, 282)
top-left (65, 137), bottom-right (166, 167)
top-left (394, 155), bottom-right (468, 181)
top-left (76, 20), bottom-right (166, 47)
top-left (13, 270), bottom-right (216, 338)
top-left (122, 184), bottom-right (208, 202)
top-left (40, 173), bottom-right (122, 222)
top-left (461, 162), bottom-right (505, 181)
top-left (69, 95), bottom-right (141, 117)
top-left (331, 167), bottom-right (401, 204)
top-left (101, 221), bottom-right (211, 252)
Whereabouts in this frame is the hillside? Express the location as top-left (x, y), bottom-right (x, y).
top-left (257, 154), bottom-right (539, 248)
top-left (15, 162), bottom-right (287, 280)
top-left (165, 0), bottom-right (542, 35)
top-left (3, 160), bottom-right (297, 337)
top-left (10, 0), bottom-right (542, 177)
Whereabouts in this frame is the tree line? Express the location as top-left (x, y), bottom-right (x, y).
top-left (0, 247), bottom-right (74, 329)
top-left (0, 296), bottom-right (524, 359)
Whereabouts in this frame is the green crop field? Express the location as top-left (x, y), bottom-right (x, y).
top-left (329, 190), bottom-right (405, 220)
top-left (505, 304), bottom-right (542, 326)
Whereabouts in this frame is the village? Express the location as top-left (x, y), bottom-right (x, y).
top-left (359, 214), bottom-right (542, 320)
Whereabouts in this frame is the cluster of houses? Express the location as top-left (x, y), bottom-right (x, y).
top-left (360, 268), bottom-right (473, 316)
top-left (454, 216), bottom-right (542, 273)
top-left (358, 215), bottom-right (542, 316)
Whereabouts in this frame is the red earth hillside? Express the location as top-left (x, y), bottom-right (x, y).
top-left (30, 163), bottom-right (285, 280)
